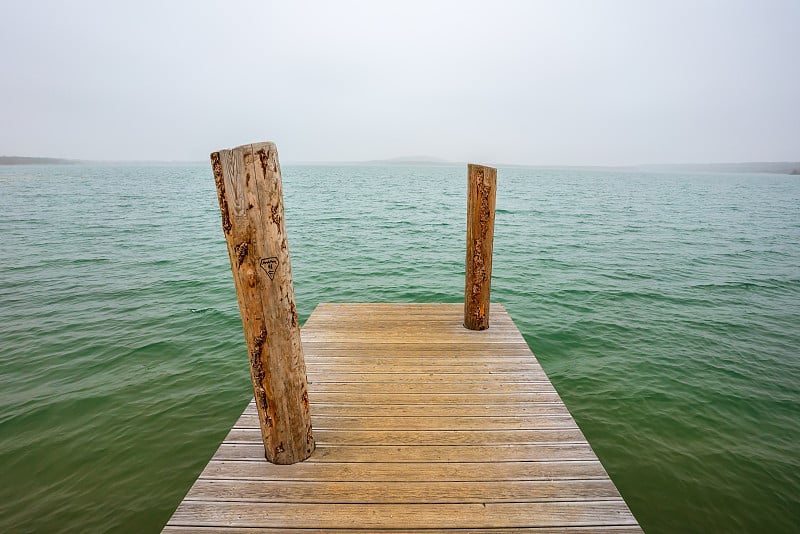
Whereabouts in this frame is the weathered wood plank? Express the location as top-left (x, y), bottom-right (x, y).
top-left (213, 443), bottom-right (599, 462)
top-left (301, 342), bottom-right (534, 353)
top-left (301, 338), bottom-right (528, 346)
top-left (306, 372), bottom-right (549, 383)
top-left (306, 302), bottom-right (504, 314)
top-left (306, 356), bottom-right (544, 375)
top-left (198, 460), bottom-right (611, 482)
top-left (296, 391), bottom-right (561, 405)
top-left (164, 527), bottom-right (644, 534)
top-left (164, 528), bottom-right (642, 534)
top-left (183, 479), bottom-right (622, 503)
top-left (168, 501), bottom-right (637, 529)
top-left (237, 414), bottom-right (580, 430)
top-left (305, 313), bottom-right (516, 324)
top-left (303, 324), bottom-right (521, 332)
top-left (244, 403), bottom-right (570, 418)
top-left (295, 384), bottom-right (560, 395)
top-left (224, 428), bottom-right (590, 446)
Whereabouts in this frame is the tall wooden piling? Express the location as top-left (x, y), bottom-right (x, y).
top-left (210, 142), bottom-right (314, 464)
top-left (464, 164), bottom-right (497, 330)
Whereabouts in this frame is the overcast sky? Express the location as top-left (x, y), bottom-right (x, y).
top-left (1, 1), bottom-right (798, 165)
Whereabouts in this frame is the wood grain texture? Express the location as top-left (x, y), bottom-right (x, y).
top-left (211, 143), bottom-right (313, 464)
top-left (168, 501), bottom-right (637, 529)
top-left (164, 528), bottom-right (643, 534)
top-left (198, 459), bottom-right (611, 481)
top-left (212, 442), bottom-right (598, 462)
top-left (237, 414), bottom-right (578, 431)
top-left (464, 164), bottom-right (497, 330)
top-left (298, 382), bottom-right (554, 395)
top-left (182, 479), bottom-right (622, 503)
top-left (244, 402), bottom-right (571, 417)
top-left (224, 428), bottom-right (589, 445)
top-left (163, 528), bottom-right (643, 534)
top-left (163, 303), bottom-right (640, 531)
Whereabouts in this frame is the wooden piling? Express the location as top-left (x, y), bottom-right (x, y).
top-left (210, 142), bottom-right (314, 464)
top-left (464, 164), bottom-right (497, 330)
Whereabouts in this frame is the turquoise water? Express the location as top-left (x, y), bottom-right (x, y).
top-left (0, 163), bottom-right (798, 532)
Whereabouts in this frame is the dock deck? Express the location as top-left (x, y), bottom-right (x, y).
top-left (164, 303), bottom-right (640, 532)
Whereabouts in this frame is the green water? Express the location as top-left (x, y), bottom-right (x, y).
top-left (0, 164), bottom-right (798, 532)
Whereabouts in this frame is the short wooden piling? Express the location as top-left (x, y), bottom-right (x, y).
top-left (464, 164), bottom-right (497, 330)
top-left (210, 142), bottom-right (314, 464)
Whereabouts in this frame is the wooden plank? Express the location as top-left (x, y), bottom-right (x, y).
top-left (303, 327), bottom-right (525, 336)
top-left (302, 318), bottom-right (517, 325)
top-left (304, 321), bottom-right (520, 330)
top-left (302, 342), bottom-right (532, 349)
top-left (304, 314), bottom-right (515, 322)
top-left (302, 324), bottom-right (523, 334)
top-left (306, 356), bottom-right (544, 375)
top-left (305, 304), bottom-right (507, 313)
top-left (237, 414), bottom-right (580, 430)
top-left (301, 342), bottom-right (534, 354)
top-left (301, 383), bottom-right (560, 395)
top-left (198, 460), bottom-right (611, 481)
top-left (306, 372), bottom-right (549, 383)
top-left (296, 394), bottom-right (561, 405)
top-left (164, 527), bottom-right (644, 534)
top-left (183, 479), bottom-right (622, 503)
top-left (302, 337), bottom-right (528, 345)
top-left (224, 428), bottom-right (590, 446)
top-left (213, 443), bottom-right (599, 462)
top-left (244, 403), bottom-right (571, 418)
top-left (168, 501), bottom-right (637, 529)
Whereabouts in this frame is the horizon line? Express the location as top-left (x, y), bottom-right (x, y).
top-left (1, 155), bottom-right (798, 169)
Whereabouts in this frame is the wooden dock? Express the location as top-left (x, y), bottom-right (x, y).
top-left (164, 303), bottom-right (641, 532)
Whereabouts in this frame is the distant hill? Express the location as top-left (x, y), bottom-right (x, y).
top-left (361, 155), bottom-right (458, 166)
top-left (0, 156), bottom-right (206, 166)
top-left (0, 156), bottom-right (79, 165)
top-left (356, 158), bottom-right (800, 173)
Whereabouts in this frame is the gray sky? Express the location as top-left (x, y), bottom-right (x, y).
top-left (1, 1), bottom-right (798, 165)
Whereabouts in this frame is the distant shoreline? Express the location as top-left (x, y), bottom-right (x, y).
top-left (2, 155), bottom-right (798, 174)
top-left (0, 156), bottom-right (79, 165)
top-left (291, 159), bottom-right (800, 175)
top-left (0, 156), bottom-right (204, 166)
